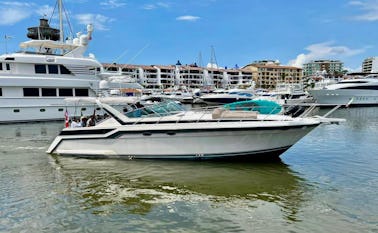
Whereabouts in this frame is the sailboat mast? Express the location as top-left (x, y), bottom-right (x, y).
top-left (58, 0), bottom-right (64, 42)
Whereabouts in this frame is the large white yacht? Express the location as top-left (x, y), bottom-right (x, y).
top-left (0, 2), bottom-right (104, 123)
top-left (309, 75), bottom-right (378, 106)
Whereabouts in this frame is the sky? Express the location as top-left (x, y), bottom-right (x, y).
top-left (0, 0), bottom-right (377, 71)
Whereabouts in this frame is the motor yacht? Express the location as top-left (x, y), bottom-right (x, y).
top-left (47, 98), bottom-right (344, 160)
top-left (0, 0), bottom-right (108, 123)
top-left (309, 75), bottom-right (378, 106)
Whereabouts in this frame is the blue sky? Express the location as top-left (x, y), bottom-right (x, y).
top-left (0, 0), bottom-right (377, 71)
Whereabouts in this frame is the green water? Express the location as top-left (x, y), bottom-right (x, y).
top-left (0, 107), bottom-right (377, 232)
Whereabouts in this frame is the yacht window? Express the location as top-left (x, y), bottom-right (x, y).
top-left (0, 63), bottom-right (2, 70)
top-left (60, 65), bottom-right (72, 74)
top-left (48, 65), bottom-right (59, 74)
top-left (6, 63), bottom-right (10, 70)
top-left (42, 88), bottom-right (57, 96)
top-left (58, 108), bottom-right (64, 112)
top-left (13, 109), bottom-right (20, 113)
top-left (40, 109), bottom-right (46, 112)
top-left (35, 64), bottom-right (46, 74)
top-left (0, 88), bottom-right (2, 96)
top-left (23, 88), bottom-right (39, 97)
top-left (59, 88), bottom-right (73, 96)
top-left (75, 88), bottom-right (89, 97)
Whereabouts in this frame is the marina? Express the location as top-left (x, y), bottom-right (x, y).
top-left (1, 0), bottom-right (378, 232)
top-left (0, 107), bottom-right (377, 232)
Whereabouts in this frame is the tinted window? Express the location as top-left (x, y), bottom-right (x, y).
top-left (59, 88), bottom-right (73, 96)
top-left (0, 63), bottom-right (2, 70)
top-left (75, 88), bottom-right (89, 97)
top-left (60, 65), bottom-right (71, 74)
top-left (42, 88), bottom-right (57, 96)
top-left (48, 65), bottom-right (59, 74)
top-left (6, 63), bottom-right (10, 70)
top-left (23, 88), bottom-right (39, 97)
top-left (35, 64), bottom-right (46, 74)
top-left (0, 88), bottom-right (2, 96)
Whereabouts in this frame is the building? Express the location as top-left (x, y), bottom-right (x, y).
top-left (362, 57), bottom-right (378, 73)
top-left (102, 63), bottom-right (254, 90)
top-left (243, 63), bottom-right (303, 89)
top-left (303, 60), bottom-right (343, 77)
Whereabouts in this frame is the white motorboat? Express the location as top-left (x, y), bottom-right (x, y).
top-left (255, 83), bottom-right (314, 106)
top-left (153, 91), bottom-right (194, 104)
top-left (199, 88), bottom-right (254, 105)
top-left (309, 75), bottom-right (378, 106)
top-left (47, 98), bottom-right (344, 160)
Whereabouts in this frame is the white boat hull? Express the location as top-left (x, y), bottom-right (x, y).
top-left (49, 123), bottom-right (318, 159)
top-left (309, 89), bottom-right (378, 106)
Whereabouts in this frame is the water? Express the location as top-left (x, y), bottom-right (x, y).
top-left (0, 108), bottom-right (377, 232)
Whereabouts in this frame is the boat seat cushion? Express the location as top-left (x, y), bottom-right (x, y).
top-left (212, 108), bottom-right (258, 119)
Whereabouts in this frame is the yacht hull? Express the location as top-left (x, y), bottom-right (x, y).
top-left (48, 124), bottom-right (318, 160)
top-left (309, 89), bottom-right (378, 106)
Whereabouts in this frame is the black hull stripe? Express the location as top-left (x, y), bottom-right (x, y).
top-left (59, 124), bottom-right (319, 137)
top-left (55, 146), bottom-right (292, 160)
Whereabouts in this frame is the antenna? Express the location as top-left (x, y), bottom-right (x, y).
top-left (4, 35), bottom-right (13, 54)
top-left (209, 45), bottom-right (218, 68)
top-left (198, 51), bottom-right (203, 67)
top-left (58, 0), bottom-right (64, 43)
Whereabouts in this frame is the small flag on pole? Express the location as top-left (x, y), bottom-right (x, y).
top-left (65, 110), bottom-right (69, 128)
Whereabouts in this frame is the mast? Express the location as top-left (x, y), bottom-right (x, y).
top-left (58, 0), bottom-right (64, 43)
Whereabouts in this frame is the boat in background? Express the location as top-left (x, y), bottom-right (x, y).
top-left (309, 74), bottom-right (378, 106)
top-left (47, 98), bottom-right (344, 160)
top-left (198, 88), bottom-right (254, 105)
top-left (255, 83), bottom-right (314, 106)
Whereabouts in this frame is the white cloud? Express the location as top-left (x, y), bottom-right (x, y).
top-left (35, 5), bottom-right (55, 18)
top-left (100, 0), bottom-right (126, 9)
top-left (0, 2), bottom-right (60, 25)
top-left (0, 2), bottom-right (34, 25)
top-left (288, 42), bottom-right (365, 68)
top-left (348, 0), bottom-right (378, 21)
top-left (75, 13), bottom-right (114, 31)
top-left (0, 8), bottom-right (31, 25)
top-left (176, 15), bottom-right (200, 22)
top-left (142, 2), bottom-right (170, 10)
top-left (143, 4), bottom-right (156, 10)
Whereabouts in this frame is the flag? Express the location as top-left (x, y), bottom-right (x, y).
top-left (65, 110), bottom-right (69, 128)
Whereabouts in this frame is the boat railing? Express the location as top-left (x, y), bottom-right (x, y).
top-left (121, 100), bottom-right (324, 125)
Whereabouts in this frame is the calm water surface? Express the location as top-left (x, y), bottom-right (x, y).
top-left (0, 107), bottom-right (377, 232)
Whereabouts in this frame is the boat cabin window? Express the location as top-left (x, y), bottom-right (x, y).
top-left (23, 88), bottom-right (39, 97)
top-left (59, 88), bottom-right (73, 96)
top-left (60, 65), bottom-right (72, 74)
top-left (0, 88), bottom-right (2, 96)
top-left (48, 65), bottom-right (59, 74)
top-left (42, 88), bottom-right (57, 96)
top-left (6, 63), bottom-right (10, 70)
top-left (35, 64), bottom-right (46, 74)
top-left (75, 88), bottom-right (89, 97)
top-left (0, 63), bottom-right (2, 71)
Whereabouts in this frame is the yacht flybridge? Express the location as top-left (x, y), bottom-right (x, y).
top-left (0, 0), bottom-right (104, 123)
top-left (47, 99), bottom-right (345, 160)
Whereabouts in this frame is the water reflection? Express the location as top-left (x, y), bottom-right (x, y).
top-left (50, 156), bottom-right (309, 222)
